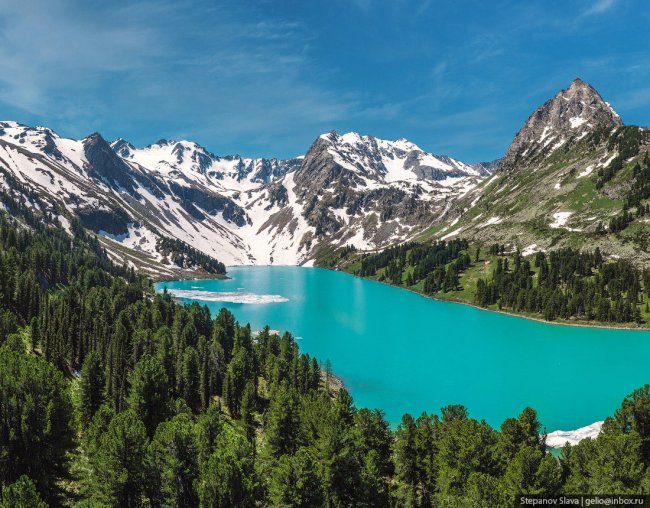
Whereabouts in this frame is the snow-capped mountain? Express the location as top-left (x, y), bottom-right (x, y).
top-left (283, 131), bottom-right (484, 253)
top-left (4, 77), bottom-right (637, 273)
top-left (111, 138), bottom-right (302, 189)
top-left (500, 78), bottom-right (623, 172)
top-left (0, 121), bottom-right (485, 272)
top-left (310, 131), bottom-right (487, 184)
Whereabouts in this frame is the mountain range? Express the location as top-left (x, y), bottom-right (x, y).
top-left (0, 118), bottom-right (492, 276)
top-left (0, 77), bottom-right (647, 276)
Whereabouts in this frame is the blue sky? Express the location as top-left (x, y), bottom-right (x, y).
top-left (0, 0), bottom-right (648, 162)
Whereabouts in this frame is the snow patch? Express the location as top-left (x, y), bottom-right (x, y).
top-left (549, 211), bottom-right (572, 229)
top-left (577, 165), bottom-right (594, 178)
top-left (539, 126), bottom-right (552, 143)
top-left (484, 216), bottom-right (502, 226)
top-left (569, 116), bottom-right (586, 129)
top-left (549, 211), bottom-right (582, 232)
top-left (550, 138), bottom-right (566, 152)
top-left (598, 153), bottom-right (617, 168)
top-left (440, 228), bottom-right (460, 240)
top-left (521, 244), bottom-right (542, 257)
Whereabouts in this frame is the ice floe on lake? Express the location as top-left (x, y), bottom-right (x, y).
top-left (546, 421), bottom-right (603, 448)
top-left (166, 289), bottom-right (289, 304)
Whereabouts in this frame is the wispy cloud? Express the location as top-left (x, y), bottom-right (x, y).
top-left (0, 0), bottom-right (646, 162)
top-left (0, 0), bottom-right (357, 156)
top-left (584, 0), bottom-right (617, 16)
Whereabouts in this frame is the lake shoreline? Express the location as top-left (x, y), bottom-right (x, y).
top-left (151, 272), bottom-right (230, 283)
top-left (158, 266), bottom-right (650, 330)
top-left (342, 270), bottom-right (650, 332)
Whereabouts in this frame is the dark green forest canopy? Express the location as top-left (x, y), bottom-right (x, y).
top-left (350, 237), bottom-right (650, 325)
top-left (2, 215), bottom-right (650, 506)
top-left (155, 236), bottom-right (226, 275)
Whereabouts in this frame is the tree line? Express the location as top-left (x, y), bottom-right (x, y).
top-left (357, 239), bottom-right (470, 292)
top-left (475, 245), bottom-right (646, 323)
top-left (156, 237), bottom-right (226, 275)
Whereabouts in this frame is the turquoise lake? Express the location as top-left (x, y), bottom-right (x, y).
top-left (155, 266), bottom-right (650, 432)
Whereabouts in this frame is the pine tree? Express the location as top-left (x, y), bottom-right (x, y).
top-left (179, 346), bottom-right (201, 413)
top-left (79, 350), bottom-right (105, 428)
top-left (240, 381), bottom-right (256, 442)
top-left (146, 413), bottom-right (199, 507)
top-left (0, 347), bottom-right (74, 503)
top-left (127, 354), bottom-right (171, 437)
top-left (197, 425), bottom-right (255, 508)
top-left (268, 448), bottom-right (324, 507)
top-left (265, 382), bottom-right (299, 458)
top-left (393, 414), bottom-right (418, 504)
top-left (0, 475), bottom-right (47, 508)
top-left (91, 410), bottom-right (149, 507)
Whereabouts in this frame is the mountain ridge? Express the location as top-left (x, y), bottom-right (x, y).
top-left (500, 78), bottom-right (623, 172)
top-left (0, 120), bottom-right (486, 273)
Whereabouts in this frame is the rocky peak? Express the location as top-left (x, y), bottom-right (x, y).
top-left (293, 131), bottom-right (481, 201)
top-left (110, 138), bottom-right (135, 158)
top-left (500, 78), bottom-right (623, 170)
top-left (84, 132), bottom-right (138, 193)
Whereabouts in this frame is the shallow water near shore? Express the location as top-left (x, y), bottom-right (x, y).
top-left (156, 266), bottom-right (650, 432)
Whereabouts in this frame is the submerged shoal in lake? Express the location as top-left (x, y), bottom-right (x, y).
top-left (156, 266), bottom-right (650, 432)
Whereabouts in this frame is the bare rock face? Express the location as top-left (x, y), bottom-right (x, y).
top-left (288, 131), bottom-right (485, 247)
top-left (293, 131), bottom-right (482, 193)
top-left (84, 132), bottom-right (139, 194)
top-left (500, 78), bottom-right (623, 171)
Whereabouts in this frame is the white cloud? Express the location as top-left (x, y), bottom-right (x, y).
top-left (0, 0), bottom-right (356, 156)
top-left (584, 0), bottom-right (617, 16)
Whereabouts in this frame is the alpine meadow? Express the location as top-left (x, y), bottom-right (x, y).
top-left (2, 1), bottom-right (650, 507)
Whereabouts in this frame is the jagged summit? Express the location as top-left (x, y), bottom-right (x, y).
top-left (309, 130), bottom-right (484, 184)
top-left (500, 78), bottom-right (623, 170)
top-left (110, 138), bottom-right (135, 158)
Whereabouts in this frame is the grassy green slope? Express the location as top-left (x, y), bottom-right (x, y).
top-left (420, 126), bottom-right (650, 265)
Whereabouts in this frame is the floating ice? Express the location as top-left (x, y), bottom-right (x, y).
top-left (167, 289), bottom-right (289, 304)
top-left (546, 421), bottom-right (603, 448)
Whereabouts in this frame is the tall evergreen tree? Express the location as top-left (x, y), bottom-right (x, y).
top-left (146, 413), bottom-right (199, 507)
top-left (197, 425), bottom-right (255, 508)
top-left (91, 410), bottom-right (149, 507)
top-left (0, 475), bottom-right (47, 508)
top-left (0, 346), bottom-right (74, 503)
top-left (79, 350), bottom-right (105, 428)
top-left (127, 354), bottom-right (171, 437)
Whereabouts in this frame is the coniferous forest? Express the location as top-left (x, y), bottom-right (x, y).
top-left (3, 215), bottom-right (650, 507)
top-left (352, 238), bottom-right (650, 326)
